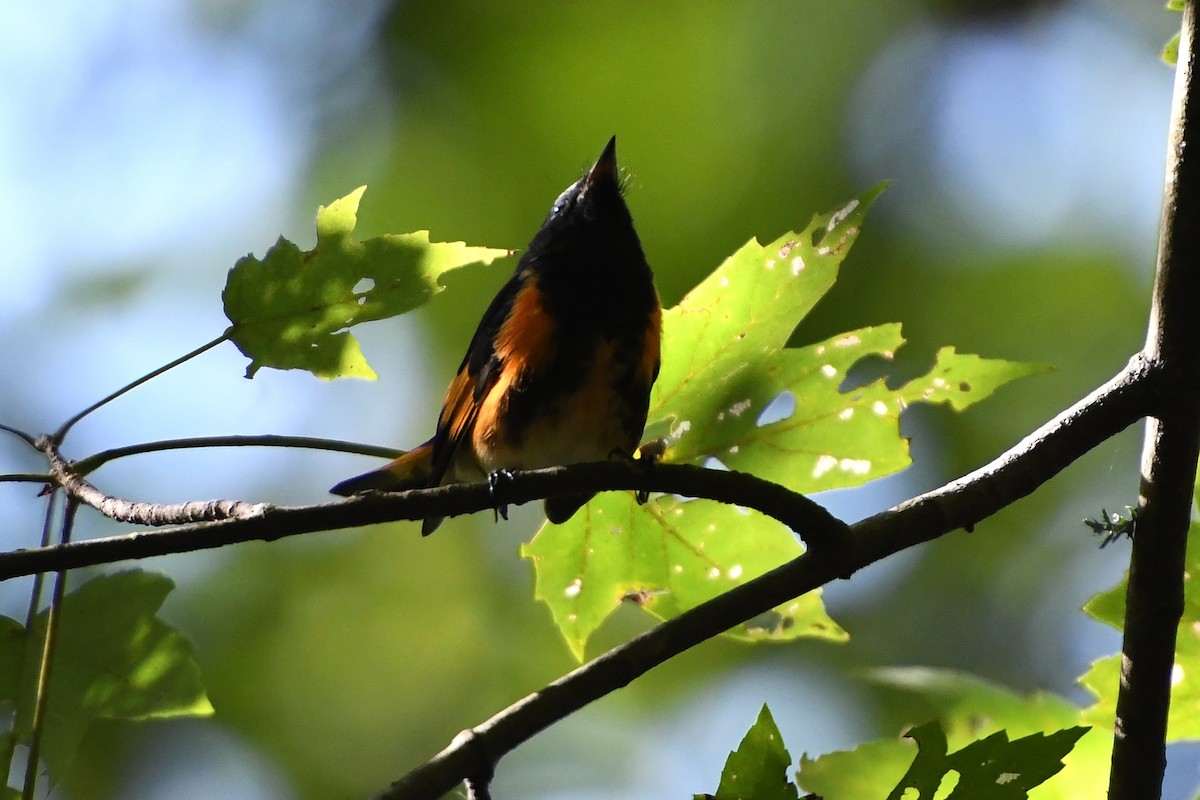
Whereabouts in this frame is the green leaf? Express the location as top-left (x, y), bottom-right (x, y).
top-left (15, 571), bottom-right (213, 781)
top-left (651, 187), bottom-right (884, 485)
top-left (1080, 495), bottom-right (1200, 740)
top-left (704, 704), bottom-right (800, 800)
top-left (882, 721), bottom-right (1087, 800)
top-left (797, 739), bottom-right (916, 800)
top-left (0, 616), bottom-right (25, 706)
top-left (1164, 32), bottom-right (1181, 66)
top-left (523, 492), bottom-right (845, 660)
top-left (524, 189), bottom-right (1046, 658)
top-left (869, 668), bottom-right (1085, 742)
top-left (222, 186), bottom-right (511, 379)
top-left (797, 669), bottom-right (1106, 800)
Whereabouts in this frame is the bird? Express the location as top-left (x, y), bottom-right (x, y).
top-left (331, 137), bottom-right (662, 535)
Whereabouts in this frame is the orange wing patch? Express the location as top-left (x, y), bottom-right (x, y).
top-left (471, 279), bottom-right (559, 468)
top-left (494, 278), bottom-right (558, 370)
top-left (427, 364), bottom-right (483, 483)
top-left (438, 368), bottom-right (476, 444)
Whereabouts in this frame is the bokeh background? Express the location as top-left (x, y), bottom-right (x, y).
top-left (0, 1), bottom-right (1186, 797)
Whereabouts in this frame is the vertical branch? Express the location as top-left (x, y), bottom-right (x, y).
top-left (0, 493), bottom-right (58, 790)
top-left (21, 498), bottom-right (78, 800)
top-left (1109, 3), bottom-right (1200, 798)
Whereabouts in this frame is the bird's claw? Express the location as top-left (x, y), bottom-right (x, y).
top-left (633, 438), bottom-right (667, 506)
top-left (487, 469), bottom-right (515, 522)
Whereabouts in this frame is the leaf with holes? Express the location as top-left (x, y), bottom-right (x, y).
top-left (523, 492), bottom-right (845, 660)
top-left (797, 668), bottom-right (1108, 800)
top-left (799, 719), bottom-right (1088, 800)
top-left (887, 721), bottom-right (1086, 800)
top-left (223, 186), bottom-right (511, 379)
top-left (651, 191), bottom-right (1049, 491)
top-left (525, 188), bottom-right (1046, 658)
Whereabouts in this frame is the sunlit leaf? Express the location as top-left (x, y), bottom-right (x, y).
top-left (701, 704), bottom-right (799, 800)
top-left (223, 186), bottom-right (511, 379)
top-left (1164, 32), bottom-right (1181, 66)
top-left (859, 668), bottom-right (1108, 800)
top-left (889, 721), bottom-right (1085, 800)
top-left (525, 189), bottom-right (1046, 658)
top-left (799, 717), bottom-right (1086, 800)
top-left (524, 493), bottom-right (845, 660)
top-left (14, 571), bottom-right (213, 781)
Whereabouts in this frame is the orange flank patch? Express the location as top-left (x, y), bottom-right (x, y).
top-left (470, 360), bottom-right (516, 465)
top-left (494, 278), bottom-right (558, 372)
top-left (639, 303), bottom-right (662, 385)
top-left (475, 339), bottom-right (633, 473)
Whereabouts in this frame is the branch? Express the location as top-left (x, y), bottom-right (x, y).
top-left (0, 492), bottom-right (59, 784)
top-left (23, 498), bottom-right (77, 800)
top-left (0, 460), bottom-right (850, 580)
top-left (372, 355), bottom-right (1152, 800)
top-left (1109, 3), bottom-right (1200, 798)
top-left (29, 434), bottom-right (405, 525)
top-left (0, 424), bottom-right (37, 449)
top-left (39, 439), bottom-right (266, 525)
top-left (0, 474), bottom-right (51, 485)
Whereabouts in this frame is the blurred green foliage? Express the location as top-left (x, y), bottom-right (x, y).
top-left (8, 1), bottom-right (1180, 798)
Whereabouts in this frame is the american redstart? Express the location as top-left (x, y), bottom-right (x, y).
top-left (331, 137), bottom-right (662, 535)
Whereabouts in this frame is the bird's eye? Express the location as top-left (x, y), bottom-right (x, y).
top-left (550, 185), bottom-right (576, 217)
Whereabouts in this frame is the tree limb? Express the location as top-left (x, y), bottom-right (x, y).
top-left (0, 460), bottom-right (850, 580)
top-left (1109, 3), bottom-right (1200, 797)
top-left (38, 439), bottom-right (267, 525)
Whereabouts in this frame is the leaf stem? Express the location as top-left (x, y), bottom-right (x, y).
top-left (52, 333), bottom-right (229, 444)
top-left (71, 435), bottom-right (403, 477)
top-left (22, 497), bottom-right (77, 800)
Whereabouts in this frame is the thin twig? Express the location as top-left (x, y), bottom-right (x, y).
top-left (22, 498), bottom-right (77, 800)
top-left (70, 435), bottom-right (404, 477)
top-left (0, 474), bottom-right (51, 485)
top-left (0, 424), bottom-right (37, 449)
top-left (1109, 3), bottom-right (1200, 798)
top-left (51, 333), bottom-right (228, 444)
top-left (0, 491), bottom-right (58, 790)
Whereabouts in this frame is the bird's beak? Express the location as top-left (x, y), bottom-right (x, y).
top-left (584, 135), bottom-right (619, 188)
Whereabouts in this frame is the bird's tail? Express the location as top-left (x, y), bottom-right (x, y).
top-left (331, 443), bottom-right (451, 535)
top-left (543, 493), bottom-right (594, 525)
top-left (329, 442), bottom-right (435, 496)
